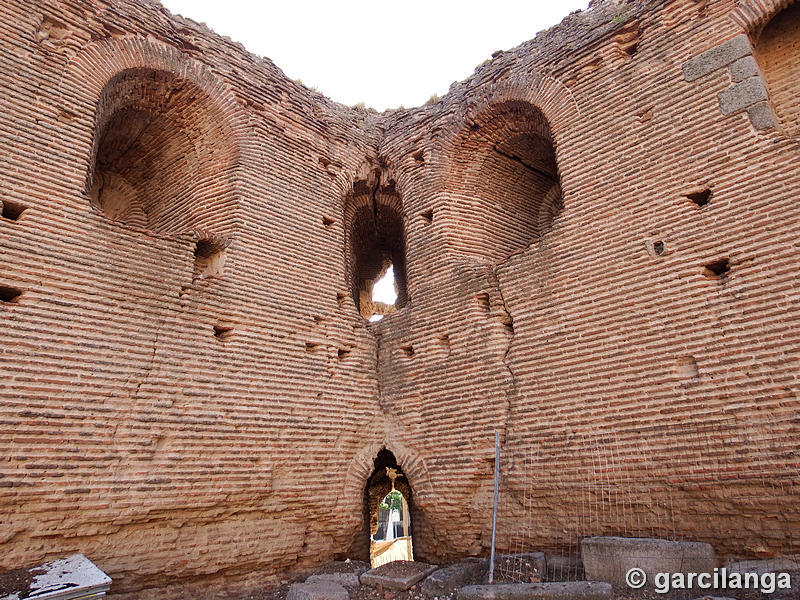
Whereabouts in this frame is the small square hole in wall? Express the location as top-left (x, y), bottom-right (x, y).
top-left (686, 188), bottom-right (712, 208)
top-left (194, 239), bottom-right (227, 278)
top-left (674, 356), bottom-right (699, 381)
top-left (213, 324), bottom-right (234, 341)
top-left (475, 293), bottom-right (491, 312)
top-left (420, 209), bottom-right (433, 223)
top-left (646, 239), bottom-right (668, 258)
top-left (0, 286), bottom-right (22, 303)
top-left (412, 150), bottom-right (425, 164)
top-left (400, 345), bottom-right (415, 357)
top-left (337, 348), bottom-right (351, 359)
top-left (703, 258), bottom-right (730, 280)
top-left (1, 200), bottom-right (27, 221)
top-left (322, 217), bottom-right (335, 227)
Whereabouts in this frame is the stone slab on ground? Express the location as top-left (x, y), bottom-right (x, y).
top-left (458, 582), bottom-right (612, 600)
top-left (581, 536), bottom-right (717, 589)
top-left (725, 558), bottom-right (800, 575)
top-left (421, 559), bottom-right (489, 596)
top-left (287, 581), bottom-right (349, 600)
top-left (360, 561), bottom-right (439, 591)
top-left (306, 561), bottom-right (370, 587)
top-left (494, 554), bottom-right (546, 583)
top-left (0, 554), bottom-right (111, 600)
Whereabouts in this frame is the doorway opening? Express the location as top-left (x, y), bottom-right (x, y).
top-left (365, 449), bottom-right (414, 567)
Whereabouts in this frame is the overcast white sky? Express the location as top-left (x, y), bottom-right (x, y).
top-left (159, 0), bottom-right (589, 111)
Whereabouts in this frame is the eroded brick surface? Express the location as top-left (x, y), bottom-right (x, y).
top-left (0, 1), bottom-right (799, 599)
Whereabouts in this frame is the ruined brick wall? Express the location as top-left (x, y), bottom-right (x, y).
top-left (1, 0), bottom-right (799, 598)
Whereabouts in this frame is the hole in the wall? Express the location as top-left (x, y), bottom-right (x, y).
top-left (438, 333), bottom-right (451, 348)
top-left (322, 216), bottom-right (335, 227)
top-left (400, 345), bottom-right (415, 358)
top-left (363, 449), bottom-right (414, 567)
top-left (636, 105), bottom-right (655, 123)
top-left (213, 324), bottom-right (234, 341)
top-left (337, 348), bottom-right (351, 360)
top-left (703, 258), bottom-right (730, 280)
top-left (367, 265), bottom-right (398, 320)
top-left (305, 342), bottom-right (319, 352)
top-left (420, 209), bottom-right (433, 224)
top-left (686, 188), bottom-right (712, 208)
top-left (613, 20), bottom-right (641, 58)
top-left (1, 200), bottom-right (27, 221)
top-left (674, 356), bottom-right (700, 381)
top-left (337, 292), bottom-right (347, 306)
top-left (476, 293), bottom-right (491, 312)
top-left (345, 179), bottom-right (408, 321)
top-left (194, 239), bottom-right (227, 279)
top-left (412, 150), bottom-right (425, 164)
top-left (653, 240), bottom-right (667, 256)
top-left (0, 286), bottom-right (23, 303)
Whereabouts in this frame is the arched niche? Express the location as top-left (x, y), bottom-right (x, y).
top-left (343, 178), bottom-right (409, 320)
top-left (448, 101), bottom-right (564, 263)
top-left (752, 1), bottom-right (800, 138)
top-left (87, 67), bottom-right (239, 235)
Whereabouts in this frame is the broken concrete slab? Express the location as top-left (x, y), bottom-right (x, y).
top-left (306, 561), bottom-right (370, 587)
top-left (458, 582), bottom-right (612, 600)
top-left (360, 561), bottom-right (438, 591)
top-left (421, 559), bottom-right (489, 596)
top-left (287, 581), bottom-right (349, 600)
top-left (0, 554), bottom-right (112, 600)
top-left (581, 537), bottom-right (718, 590)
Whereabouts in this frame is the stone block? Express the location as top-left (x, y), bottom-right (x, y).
top-left (683, 35), bottom-right (752, 81)
top-left (717, 76), bottom-right (768, 115)
top-left (458, 582), bottom-right (612, 600)
top-left (421, 559), bottom-right (489, 596)
top-left (360, 561), bottom-right (439, 591)
top-left (287, 581), bottom-right (350, 600)
top-left (729, 55), bottom-right (759, 82)
top-left (747, 101), bottom-right (778, 130)
top-left (581, 536), bottom-right (718, 589)
top-left (726, 557), bottom-right (799, 575)
top-left (306, 560), bottom-right (370, 587)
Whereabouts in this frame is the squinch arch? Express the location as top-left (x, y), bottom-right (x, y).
top-left (62, 36), bottom-right (244, 236)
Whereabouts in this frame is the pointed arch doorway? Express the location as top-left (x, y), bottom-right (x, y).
top-left (365, 449), bottom-right (414, 567)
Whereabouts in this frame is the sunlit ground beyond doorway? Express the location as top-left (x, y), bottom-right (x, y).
top-left (370, 489), bottom-right (413, 567)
